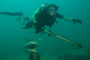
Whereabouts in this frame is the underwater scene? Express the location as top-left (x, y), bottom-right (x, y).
top-left (0, 0), bottom-right (90, 60)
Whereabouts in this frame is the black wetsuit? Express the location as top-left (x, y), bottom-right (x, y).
top-left (25, 7), bottom-right (64, 33)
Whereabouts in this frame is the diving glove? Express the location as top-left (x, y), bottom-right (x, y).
top-left (73, 19), bottom-right (82, 24)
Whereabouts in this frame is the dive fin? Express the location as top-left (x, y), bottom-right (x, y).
top-left (0, 12), bottom-right (23, 16)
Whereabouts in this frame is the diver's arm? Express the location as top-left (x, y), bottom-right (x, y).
top-left (56, 13), bottom-right (82, 24)
top-left (56, 13), bottom-right (73, 21)
top-left (63, 17), bottom-right (82, 24)
top-left (63, 16), bottom-right (73, 21)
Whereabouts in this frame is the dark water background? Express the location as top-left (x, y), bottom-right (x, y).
top-left (0, 0), bottom-right (90, 60)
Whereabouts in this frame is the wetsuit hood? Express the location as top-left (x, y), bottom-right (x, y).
top-left (47, 4), bottom-right (59, 11)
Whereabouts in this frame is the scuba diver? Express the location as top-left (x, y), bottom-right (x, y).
top-left (0, 3), bottom-right (82, 34)
top-left (24, 38), bottom-right (40, 60)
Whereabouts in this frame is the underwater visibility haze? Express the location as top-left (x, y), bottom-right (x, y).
top-left (0, 0), bottom-right (90, 60)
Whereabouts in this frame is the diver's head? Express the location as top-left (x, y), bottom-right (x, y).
top-left (47, 4), bottom-right (59, 16)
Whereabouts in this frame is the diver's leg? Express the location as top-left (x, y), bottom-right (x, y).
top-left (20, 16), bottom-right (26, 28)
top-left (0, 12), bottom-right (23, 16)
top-left (16, 16), bottom-right (29, 21)
top-left (24, 21), bottom-right (34, 29)
top-left (24, 17), bottom-right (29, 21)
top-left (20, 16), bottom-right (34, 29)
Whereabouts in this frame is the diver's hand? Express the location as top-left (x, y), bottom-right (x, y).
top-left (48, 28), bottom-right (51, 37)
top-left (73, 19), bottom-right (82, 24)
